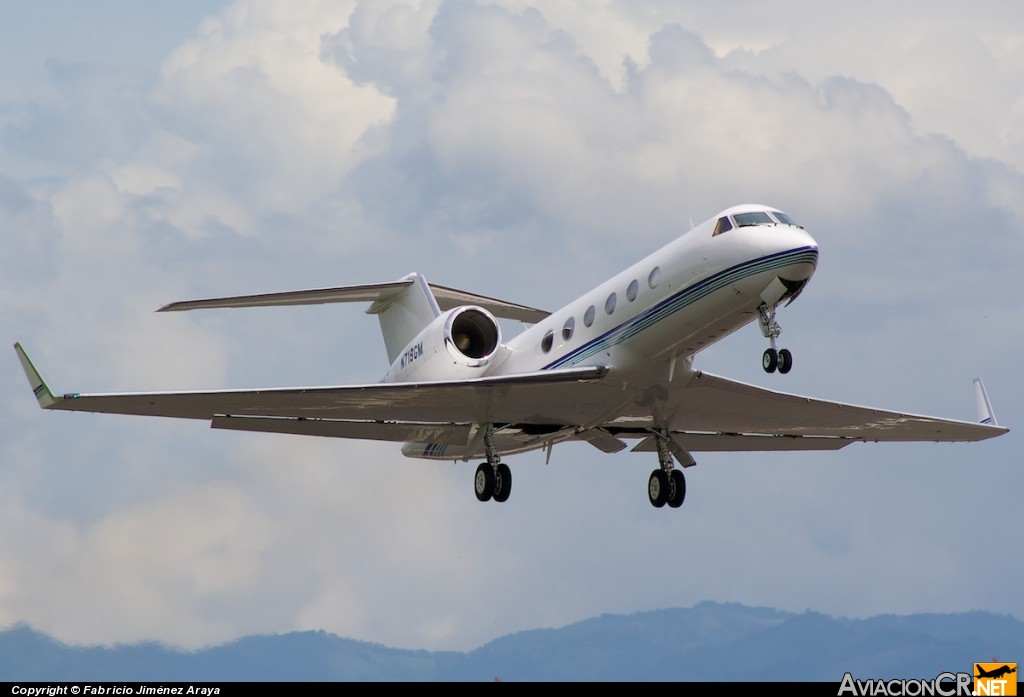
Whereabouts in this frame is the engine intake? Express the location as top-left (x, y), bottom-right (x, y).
top-left (383, 305), bottom-right (503, 382)
top-left (447, 307), bottom-right (500, 363)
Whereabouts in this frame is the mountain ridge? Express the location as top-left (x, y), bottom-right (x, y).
top-left (2, 602), bottom-right (1020, 681)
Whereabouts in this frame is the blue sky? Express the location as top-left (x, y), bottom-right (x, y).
top-left (1, 0), bottom-right (1020, 651)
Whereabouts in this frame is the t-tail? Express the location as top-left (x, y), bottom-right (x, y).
top-left (153, 272), bottom-right (548, 380)
top-left (367, 273), bottom-right (441, 365)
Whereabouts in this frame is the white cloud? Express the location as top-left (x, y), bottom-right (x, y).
top-left (154, 1), bottom-right (395, 210)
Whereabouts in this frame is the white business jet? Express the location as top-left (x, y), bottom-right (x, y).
top-left (15, 204), bottom-right (1008, 508)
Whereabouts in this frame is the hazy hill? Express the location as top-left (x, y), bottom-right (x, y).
top-left (1, 602), bottom-right (1020, 681)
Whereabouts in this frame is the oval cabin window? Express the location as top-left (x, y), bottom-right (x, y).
top-left (562, 317), bottom-right (575, 341)
top-left (648, 266), bottom-right (661, 289)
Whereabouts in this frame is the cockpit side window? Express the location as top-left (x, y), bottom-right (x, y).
top-left (712, 217), bottom-right (733, 236)
top-left (733, 211), bottom-right (775, 227)
top-left (770, 211), bottom-right (802, 227)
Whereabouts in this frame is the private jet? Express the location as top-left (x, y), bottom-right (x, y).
top-left (16, 204), bottom-right (1008, 508)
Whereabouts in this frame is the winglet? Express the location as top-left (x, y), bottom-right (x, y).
top-left (973, 378), bottom-right (998, 427)
top-left (13, 343), bottom-right (61, 408)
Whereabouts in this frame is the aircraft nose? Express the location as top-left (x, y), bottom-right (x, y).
top-left (772, 228), bottom-right (818, 306)
top-left (781, 227), bottom-right (818, 282)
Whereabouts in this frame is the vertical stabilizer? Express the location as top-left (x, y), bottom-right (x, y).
top-left (368, 273), bottom-right (441, 364)
top-left (973, 378), bottom-right (998, 426)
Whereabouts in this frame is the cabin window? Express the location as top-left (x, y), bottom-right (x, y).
top-left (713, 217), bottom-right (733, 236)
top-left (605, 292), bottom-right (617, 315)
top-left (562, 317), bottom-right (575, 341)
top-left (583, 305), bottom-right (596, 327)
top-left (648, 266), bottom-right (660, 289)
top-left (733, 211), bottom-right (774, 227)
top-left (626, 279), bottom-right (639, 302)
top-left (541, 330), bottom-right (554, 353)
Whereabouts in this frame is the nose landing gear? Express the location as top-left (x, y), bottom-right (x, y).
top-left (758, 303), bottom-right (793, 374)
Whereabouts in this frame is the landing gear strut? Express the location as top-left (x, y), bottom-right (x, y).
top-left (648, 431), bottom-right (686, 509)
top-left (758, 303), bottom-right (793, 374)
top-left (473, 427), bottom-right (512, 503)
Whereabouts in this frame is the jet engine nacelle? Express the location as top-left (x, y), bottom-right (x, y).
top-left (383, 306), bottom-right (502, 382)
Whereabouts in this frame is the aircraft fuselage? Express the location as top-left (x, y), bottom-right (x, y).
top-left (403, 204), bottom-right (819, 459)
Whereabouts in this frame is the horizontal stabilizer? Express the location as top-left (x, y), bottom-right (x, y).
top-left (158, 279), bottom-right (550, 323)
top-left (429, 284), bottom-right (549, 322)
top-left (158, 281), bottom-right (414, 313)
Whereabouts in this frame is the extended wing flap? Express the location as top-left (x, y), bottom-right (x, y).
top-left (629, 432), bottom-right (854, 452)
top-left (211, 416), bottom-right (472, 444)
top-left (670, 372), bottom-right (1008, 442)
top-left (429, 284), bottom-right (549, 323)
top-left (574, 427), bottom-right (628, 453)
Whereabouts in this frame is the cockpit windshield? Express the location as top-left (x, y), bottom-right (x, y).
top-left (712, 209), bottom-right (802, 236)
top-left (734, 211), bottom-right (775, 227)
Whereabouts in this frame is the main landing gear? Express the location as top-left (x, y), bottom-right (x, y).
top-left (648, 432), bottom-right (686, 509)
top-left (474, 462), bottom-right (511, 503)
top-left (474, 428), bottom-right (512, 503)
top-left (758, 303), bottom-right (793, 374)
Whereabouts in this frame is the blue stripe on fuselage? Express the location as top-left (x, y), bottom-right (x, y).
top-left (543, 246), bottom-right (818, 370)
